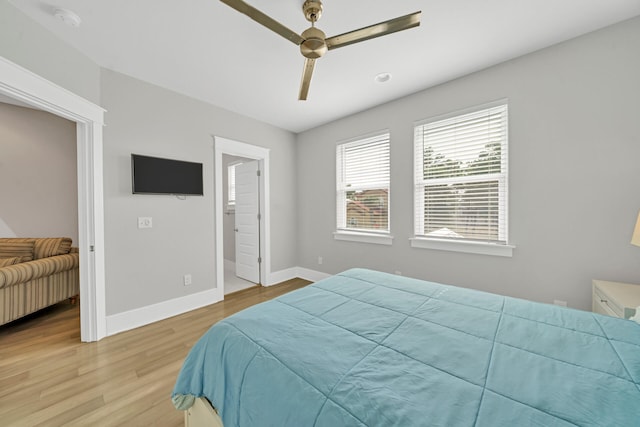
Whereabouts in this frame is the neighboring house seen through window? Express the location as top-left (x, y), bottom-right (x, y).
top-left (414, 102), bottom-right (509, 248)
top-left (336, 132), bottom-right (390, 235)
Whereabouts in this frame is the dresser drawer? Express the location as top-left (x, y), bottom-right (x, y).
top-left (592, 284), bottom-right (623, 317)
top-left (592, 280), bottom-right (640, 319)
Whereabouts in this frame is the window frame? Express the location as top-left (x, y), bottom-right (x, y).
top-left (412, 100), bottom-right (514, 257)
top-left (335, 131), bottom-right (393, 245)
top-left (226, 161), bottom-right (241, 212)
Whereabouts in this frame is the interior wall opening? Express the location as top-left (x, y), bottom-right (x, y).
top-left (222, 154), bottom-right (261, 294)
top-left (0, 56), bottom-right (106, 341)
top-left (214, 136), bottom-right (271, 299)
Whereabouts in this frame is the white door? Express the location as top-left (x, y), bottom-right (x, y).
top-left (235, 160), bottom-right (260, 283)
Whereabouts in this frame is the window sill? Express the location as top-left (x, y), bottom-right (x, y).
top-left (334, 231), bottom-right (393, 246)
top-left (410, 237), bottom-right (514, 257)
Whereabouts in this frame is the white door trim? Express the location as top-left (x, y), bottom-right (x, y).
top-left (0, 56), bottom-right (106, 341)
top-left (214, 137), bottom-right (270, 295)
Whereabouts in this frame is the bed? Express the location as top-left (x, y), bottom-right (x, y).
top-left (172, 268), bottom-right (640, 426)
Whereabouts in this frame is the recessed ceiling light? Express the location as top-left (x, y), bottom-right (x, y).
top-left (374, 72), bottom-right (392, 83)
top-left (53, 8), bottom-right (82, 28)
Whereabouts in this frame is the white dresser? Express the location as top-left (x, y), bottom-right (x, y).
top-left (592, 280), bottom-right (640, 319)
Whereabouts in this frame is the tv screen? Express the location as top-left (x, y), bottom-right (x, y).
top-left (131, 154), bottom-right (203, 195)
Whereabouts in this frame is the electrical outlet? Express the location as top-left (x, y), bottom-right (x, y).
top-left (183, 274), bottom-right (192, 286)
top-left (553, 299), bottom-right (567, 307)
top-left (138, 217), bottom-right (153, 229)
top-left (318, 256), bottom-right (323, 265)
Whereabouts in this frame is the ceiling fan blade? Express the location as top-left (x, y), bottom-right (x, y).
top-left (298, 58), bottom-right (316, 101)
top-left (220, 0), bottom-right (304, 45)
top-left (326, 11), bottom-right (421, 50)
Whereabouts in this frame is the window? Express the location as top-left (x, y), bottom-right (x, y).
top-left (227, 162), bottom-right (240, 210)
top-left (413, 102), bottom-right (510, 254)
top-left (336, 132), bottom-right (390, 240)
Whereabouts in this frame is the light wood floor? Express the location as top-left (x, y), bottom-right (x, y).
top-left (0, 278), bottom-right (311, 426)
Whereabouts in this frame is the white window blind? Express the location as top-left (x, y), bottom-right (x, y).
top-left (337, 132), bottom-right (390, 233)
top-left (228, 162), bottom-right (239, 207)
top-left (414, 103), bottom-right (508, 244)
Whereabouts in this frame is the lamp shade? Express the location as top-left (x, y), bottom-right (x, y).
top-left (632, 211), bottom-right (640, 247)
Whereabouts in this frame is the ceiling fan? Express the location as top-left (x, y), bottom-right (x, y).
top-left (220, 0), bottom-right (421, 100)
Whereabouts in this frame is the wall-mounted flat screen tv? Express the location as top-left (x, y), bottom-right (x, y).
top-left (131, 154), bottom-right (203, 195)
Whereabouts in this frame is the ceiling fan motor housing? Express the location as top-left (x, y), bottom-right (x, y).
top-left (218, 0), bottom-right (421, 100)
top-left (300, 27), bottom-right (327, 58)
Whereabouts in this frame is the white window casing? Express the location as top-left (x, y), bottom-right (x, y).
top-left (336, 131), bottom-right (392, 244)
top-left (413, 101), bottom-right (513, 256)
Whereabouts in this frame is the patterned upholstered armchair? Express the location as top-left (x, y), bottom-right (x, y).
top-left (0, 238), bottom-right (79, 325)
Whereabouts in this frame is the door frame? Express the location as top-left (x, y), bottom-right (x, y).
top-left (214, 136), bottom-right (270, 295)
top-left (0, 56), bottom-right (106, 341)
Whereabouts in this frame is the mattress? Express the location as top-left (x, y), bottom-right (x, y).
top-left (172, 268), bottom-right (640, 426)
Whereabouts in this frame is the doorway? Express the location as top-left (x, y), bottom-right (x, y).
top-left (214, 137), bottom-right (270, 297)
top-left (0, 56), bottom-right (106, 341)
top-left (222, 154), bottom-right (260, 294)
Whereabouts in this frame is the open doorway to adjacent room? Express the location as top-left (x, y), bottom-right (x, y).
top-left (222, 154), bottom-right (260, 294)
top-left (0, 57), bottom-right (105, 341)
top-left (214, 136), bottom-right (270, 298)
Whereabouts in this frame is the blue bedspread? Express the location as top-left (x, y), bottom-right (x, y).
top-left (172, 268), bottom-right (640, 426)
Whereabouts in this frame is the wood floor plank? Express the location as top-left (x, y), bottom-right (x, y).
top-left (0, 278), bottom-right (310, 425)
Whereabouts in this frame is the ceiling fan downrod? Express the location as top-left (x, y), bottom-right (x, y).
top-left (303, 0), bottom-right (323, 23)
top-left (219, 0), bottom-right (421, 100)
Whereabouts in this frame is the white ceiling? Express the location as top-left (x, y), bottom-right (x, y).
top-left (9, 0), bottom-right (640, 133)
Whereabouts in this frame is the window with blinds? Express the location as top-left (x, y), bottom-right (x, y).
top-left (227, 162), bottom-right (239, 209)
top-left (337, 132), bottom-right (390, 233)
top-left (414, 102), bottom-right (508, 244)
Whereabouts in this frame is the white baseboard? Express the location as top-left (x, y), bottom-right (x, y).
top-left (265, 267), bottom-right (299, 286)
top-left (295, 267), bottom-right (332, 282)
top-left (105, 266), bottom-right (330, 336)
top-left (106, 288), bottom-right (222, 336)
top-left (265, 266), bottom-right (331, 286)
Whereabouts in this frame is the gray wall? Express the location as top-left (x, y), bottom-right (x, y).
top-left (0, 2), bottom-right (299, 317)
top-left (0, 2), bottom-right (101, 104)
top-left (3, 1), bottom-right (639, 317)
top-left (296, 16), bottom-right (640, 311)
top-left (101, 69), bottom-right (297, 315)
top-left (0, 103), bottom-right (79, 242)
